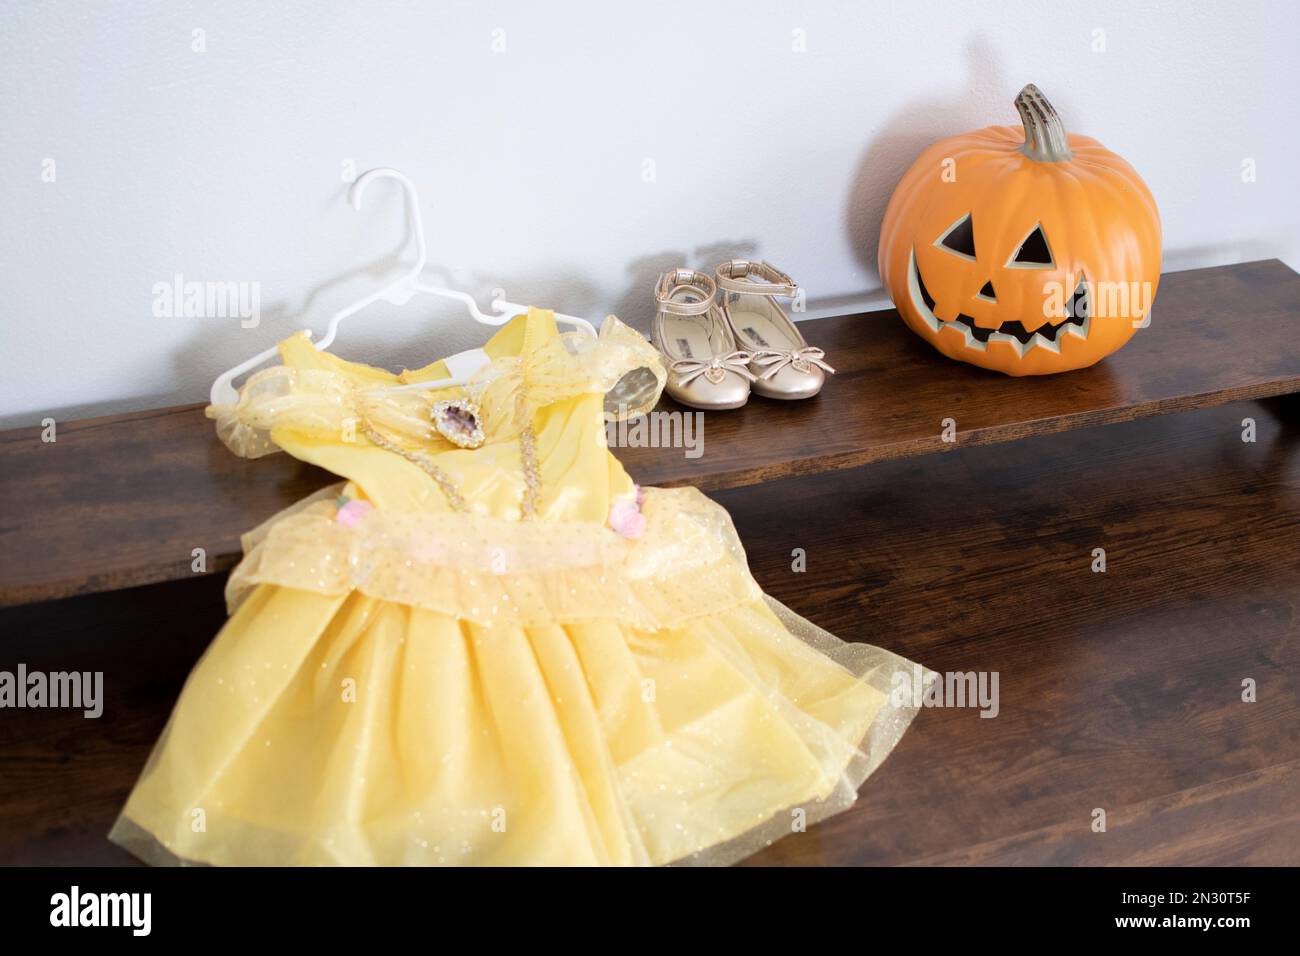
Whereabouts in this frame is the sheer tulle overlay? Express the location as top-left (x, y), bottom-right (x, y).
top-left (111, 310), bottom-right (918, 866)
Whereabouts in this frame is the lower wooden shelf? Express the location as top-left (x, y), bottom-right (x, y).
top-left (1, 399), bottom-right (1295, 864)
top-left (1, 258), bottom-right (1298, 608)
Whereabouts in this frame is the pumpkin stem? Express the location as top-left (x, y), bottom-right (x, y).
top-left (1015, 84), bottom-right (1073, 163)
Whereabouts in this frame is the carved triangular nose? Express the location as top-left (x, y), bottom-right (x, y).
top-left (978, 280), bottom-right (996, 301)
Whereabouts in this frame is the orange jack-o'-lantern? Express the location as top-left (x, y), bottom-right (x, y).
top-left (879, 84), bottom-right (1162, 376)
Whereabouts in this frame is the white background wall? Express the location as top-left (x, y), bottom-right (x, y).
top-left (2, 0), bottom-right (1297, 427)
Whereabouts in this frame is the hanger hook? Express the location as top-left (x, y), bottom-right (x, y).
top-left (347, 167), bottom-right (428, 277)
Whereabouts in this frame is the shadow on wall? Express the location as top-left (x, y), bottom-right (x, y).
top-left (609, 240), bottom-right (758, 335)
top-left (608, 39), bottom-right (1016, 329)
top-left (168, 218), bottom-right (614, 398)
top-left (42, 45), bottom-right (1030, 429)
top-left (186, 39), bottom-right (1014, 399)
top-left (169, 213), bottom-right (414, 399)
top-left (844, 37), bottom-right (1009, 280)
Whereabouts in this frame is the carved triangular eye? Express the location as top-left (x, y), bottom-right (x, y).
top-left (1064, 274), bottom-right (1089, 321)
top-left (1008, 224), bottom-right (1053, 267)
top-left (936, 214), bottom-right (976, 259)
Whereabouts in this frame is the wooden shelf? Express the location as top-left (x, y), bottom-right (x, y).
top-left (2, 400), bottom-right (1296, 864)
top-left (2, 258), bottom-right (1298, 608)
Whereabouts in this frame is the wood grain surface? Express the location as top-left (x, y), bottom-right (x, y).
top-left (1, 398), bottom-right (1295, 865)
top-left (2, 259), bottom-right (1298, 608)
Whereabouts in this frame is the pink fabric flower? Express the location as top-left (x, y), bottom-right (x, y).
top-left (335, 498), bottom-right (374, 528)
top-left (608, 498), bottom-right (646, 539)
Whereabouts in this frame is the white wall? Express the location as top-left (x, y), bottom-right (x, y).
top-left (2, 0), bottom-right (1297, 427)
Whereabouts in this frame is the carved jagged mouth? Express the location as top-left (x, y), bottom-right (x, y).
top-left (907, 249), bottom-right (1090, 356)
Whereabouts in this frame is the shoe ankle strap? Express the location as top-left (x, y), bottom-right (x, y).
top-left (654, 269), bottom-right (717, 316)
top-left (715, 260), bottom-right (798, 297)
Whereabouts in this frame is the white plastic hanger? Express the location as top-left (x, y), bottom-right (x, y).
top-left (209, 167), bottom-right (595, 406)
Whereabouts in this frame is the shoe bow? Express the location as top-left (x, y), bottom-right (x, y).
top-left (750, 347), bottom-right (835, 380)
top-left (668, 351), bottom-right (758, 385)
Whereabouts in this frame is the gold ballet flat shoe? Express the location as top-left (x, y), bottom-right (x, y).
top-left (716, 259), bottom-right (834, 400)
top-left (651, 268), bottom-right (755, 410)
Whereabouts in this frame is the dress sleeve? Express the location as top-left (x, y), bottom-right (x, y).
top-left (524, 315), bottom-right (666, 419)
top-left (206, 365), bottom-right (358, 458)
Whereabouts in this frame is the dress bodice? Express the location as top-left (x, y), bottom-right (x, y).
top-left (207, 308), bottom-right (666, 524)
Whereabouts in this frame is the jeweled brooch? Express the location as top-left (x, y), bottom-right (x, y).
top-left (431, 398), bottom-right (486, 449)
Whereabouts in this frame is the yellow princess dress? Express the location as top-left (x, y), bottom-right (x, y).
top-left (110, 308), bottom-right (918, 866)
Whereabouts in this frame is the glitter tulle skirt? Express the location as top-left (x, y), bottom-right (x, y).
top-left (110, 487), bottom-right (918, 865)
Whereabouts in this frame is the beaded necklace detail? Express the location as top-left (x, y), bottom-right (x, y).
top-left (357, 418), bottom-right (470, 513)
top-left (356, 386), bottom-right (541, 521)
top-left (518, 424), bottom-right (540, 520)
